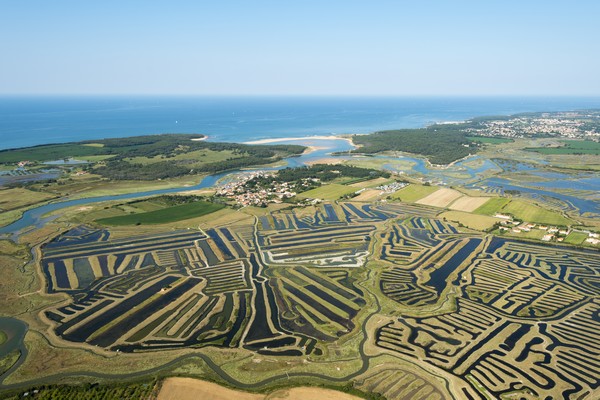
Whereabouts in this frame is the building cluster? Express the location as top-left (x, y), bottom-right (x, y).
top-left (495, 213), bottom-right (568, 239)
top-left (467, 112), bottom-right (600, 139)
top-left (495, 213), bottom-right (599, 245)
top-left (216, 171), bottom-right (302, 207)
top-left (376, 181), bottom-right (407, 193)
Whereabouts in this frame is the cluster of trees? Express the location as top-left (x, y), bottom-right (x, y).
top-left (2, 134), bottom-right (306, 181)
top-left (276, 164), bottom-right (390, 182)
top-left (85, 134), bottom-right (304, 160)
top-left (351, 125), bottom-right (474, 165)
top-left (5, 380), bottom-right (156, 400)
top-left (93, 160), bottom-right (190, 180)
top-left (244, 164), bottom-right (389, 193)
top-left (83, 134), bottom-right (306, 180)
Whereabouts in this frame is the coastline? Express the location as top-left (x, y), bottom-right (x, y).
top-left (244, 135), bottom-right (355, 147)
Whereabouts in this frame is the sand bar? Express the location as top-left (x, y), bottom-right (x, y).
top-left (244, 135), bottom-right (354, 146)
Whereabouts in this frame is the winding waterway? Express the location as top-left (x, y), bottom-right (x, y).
top-left (0, 138), bottom-right (353, 236)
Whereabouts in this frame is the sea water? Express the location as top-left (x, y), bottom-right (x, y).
top-left (1, 96), bottom-right (600, 150)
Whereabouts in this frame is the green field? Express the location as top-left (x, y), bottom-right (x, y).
top-left (467, 136), bottom-right (513, 144)
top-left (474, 197), bottom-right (510, 215)
top-left (297, 184), bottom-right (357, 200)
top-left (564, 231), bottom-right (589, 245)
top-left (126, 149), bottom-right (238, 166)
top-left (0, 330), bottom-right (7, 345)
top-left (501, 200), bottom-right (572, 226)
top-left (526, 140), bottom-right (600, 155)
top-left (390, 184), bottom-right (438, 202)
top-left (96, 201), bottom-right (225, 225)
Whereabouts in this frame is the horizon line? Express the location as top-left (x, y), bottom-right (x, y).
top-left (2, 93), bottom-right (600, 98)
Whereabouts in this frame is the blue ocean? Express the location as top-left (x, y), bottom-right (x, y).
top-left (1, 96), bottom-right (600, 151)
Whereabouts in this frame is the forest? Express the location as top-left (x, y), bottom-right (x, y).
top-left (351, 125), bottom-right (475, 165)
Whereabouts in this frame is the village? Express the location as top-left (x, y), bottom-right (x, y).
top-left (495, 212), bottom-right (600, 245)
top-left (467, 111), bottom-right (600, 139)
top-left (216, 171), bottom-right (313, 207)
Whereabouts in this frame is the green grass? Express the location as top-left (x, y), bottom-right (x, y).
top-left (500, 200), bottom-right (572, 226)
top-left (126, 149), bottom-right (238, 166)
top-left (297, 184), bottom-right (357, 200)
top-left (526, 140), bottom-right (600, 155)
top-left (474, 197), bottom-right (510, 215)
top-left (390, 184), bottom-right (438, 202)
top-left (0, 330), bottom-right (7, 345)
top-left (564, 231), bottom-right (589, 245)
top-left (96, 201), bottom-right (225, 225)
top-left (76, 154), bottom-right (115, 162)
top-left (0, 143), bottom-right (106, 163)
top-left (467, 136), bottom-right (513, 144)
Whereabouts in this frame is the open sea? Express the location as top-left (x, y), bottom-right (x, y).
top-left (1, 96), bottom-right (600, 151)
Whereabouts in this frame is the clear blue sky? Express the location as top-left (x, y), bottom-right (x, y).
top-left (1, 0), bottom-right (599, 96)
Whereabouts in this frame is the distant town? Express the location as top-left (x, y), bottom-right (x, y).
top-left (465, 111), bottom-right (600, 139)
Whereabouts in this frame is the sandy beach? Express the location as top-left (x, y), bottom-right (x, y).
top-left (244, 135), bottom-right (355, 146)
top-left (304, 157), bottom-right (346, 166)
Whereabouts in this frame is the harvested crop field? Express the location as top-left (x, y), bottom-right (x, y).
top-left (157, 378), bottom-right (261, 400)
top-left (439, 210), bottom-right (499, 230)
top-left (352, 188), bottom-right (381, 202)
top-left (416, 188), bottom-right (462, 208)
top-left (157, 378), bottom-right (363, 400)
top-left (448, 196), bottom-right (489, 212)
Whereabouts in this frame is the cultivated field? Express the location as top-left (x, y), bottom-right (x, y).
top-left (474, 197), bottom-right (510, 215)
top-left (158, 378), bottom-right (262, 400)
top-left (416, 188), bottom-right (463, 208)
top-left (448, 196), bottom-right (489, 212)
top-left (501, 199), bottom-right (572, 226)
top-left (297, 184), bottom-right (357, 200)
top-left (96, 200), bottom-right (225, 225)
top-left (352, 188), bottom-right (382, 202)
top-left (440, 210), bottom-right (500, 231)
top-left (157, 378), bottom-right (363, 400)
top-left (390, 184), bottom-right (438, 202)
